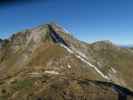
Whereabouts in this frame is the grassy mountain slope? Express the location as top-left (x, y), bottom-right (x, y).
top-left (0, 23), bottom-right (133, 100)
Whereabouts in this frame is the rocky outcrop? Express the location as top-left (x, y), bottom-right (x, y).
top-left (0, 23), bottom-right (133, 100)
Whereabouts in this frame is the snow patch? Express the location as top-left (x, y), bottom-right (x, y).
top-left (93, 67), bottom-right (109, 80)
top-left (76, 54), bottom-right (109, 80)
top-left (111, 67), bottom-right (117, 74)
top-left (67, 64), bottom-right (71, 69)
top-left (44, 70), bottom-right (59, 75)
top-left (29, 72), bottom-right (42, 78)
top-left (60, 44), bottom-right (74, 54)
top-left (71, 47), bottom-right (88, 59)
top-left (76, 55), bottom-right (95, 68)
top-left (60, 43), bottom-right (110, 80)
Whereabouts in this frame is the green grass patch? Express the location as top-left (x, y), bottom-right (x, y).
top-left (13, 79), bottom-right (33, 90)
top-left (0, 96), bottom-right (8, 100)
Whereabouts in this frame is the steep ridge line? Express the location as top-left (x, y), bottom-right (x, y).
top-left (61, 44), bottom-right (110, 80)
top-left (48, 25), bottom-right (110, 80)
top-left (48, 24), bottom-right (69, 47)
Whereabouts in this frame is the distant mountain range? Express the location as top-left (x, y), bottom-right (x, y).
top-left (121, 45), bottom-right (133, 48)
top-left (0, 23), bottom-right (133, 100)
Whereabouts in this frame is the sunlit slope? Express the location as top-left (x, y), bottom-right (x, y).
top-left (0, 23), bottom-right (133, 99)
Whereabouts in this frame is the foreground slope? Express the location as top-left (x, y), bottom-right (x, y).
top-left (0, 23), bottom-right (133, 100)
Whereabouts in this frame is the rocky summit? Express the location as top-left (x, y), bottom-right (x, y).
top-left (0, 23), bottom-right (133, 100)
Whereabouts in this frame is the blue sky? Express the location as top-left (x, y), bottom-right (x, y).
top-left (0, 0), bottom-right (133, 45)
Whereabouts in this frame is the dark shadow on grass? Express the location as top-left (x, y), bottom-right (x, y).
top-left (79, 80), bottom-right (133, 100)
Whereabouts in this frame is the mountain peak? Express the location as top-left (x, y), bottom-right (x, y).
top-left (0, 23), bottom-right (69, 48)
top-left (46, 22), bottom-right (67, 33)
top-left (0, 23), bottom-right (70, 51)
top-left (44, 24), bottom-right (69, 46)
top-left (1, 23), bottom-right (133, 99)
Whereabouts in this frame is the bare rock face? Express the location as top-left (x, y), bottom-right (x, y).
top-left (0, 23), bottom-right (133, 100)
